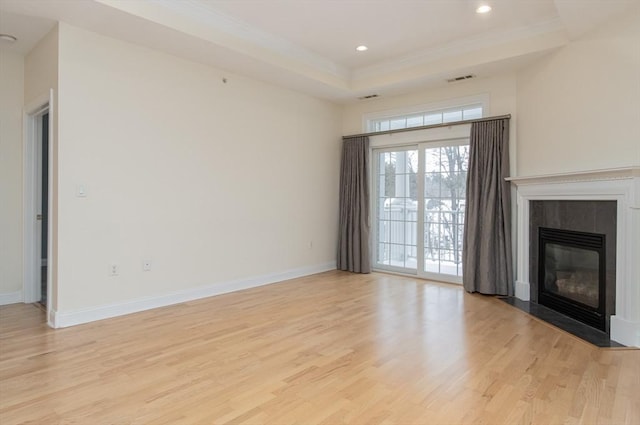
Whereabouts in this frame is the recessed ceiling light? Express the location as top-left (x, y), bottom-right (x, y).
top-left (0, 34), bottom-right (18, 43)
top-left (476, 5), bottom-right (492, 14)
top-left (355, 45), bottom-right (368, 52)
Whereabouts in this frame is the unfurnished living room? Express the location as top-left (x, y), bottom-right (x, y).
top-left (0, 0), bottom-right (639, 424)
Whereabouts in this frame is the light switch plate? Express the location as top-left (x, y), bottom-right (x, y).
top-left (76, 185), bottom-right (87, 197)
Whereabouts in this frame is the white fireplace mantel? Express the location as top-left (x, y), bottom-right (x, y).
top-left (508, 167), bottom-right (640, 347)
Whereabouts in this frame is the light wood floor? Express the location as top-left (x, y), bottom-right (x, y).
top-left (1, 271), bottom-right (638, 425)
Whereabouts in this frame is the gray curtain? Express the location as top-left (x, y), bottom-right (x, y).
top-left (337, 136), bottom-right (371, 273)
top-left (463, 119), bottom-right (513, 295)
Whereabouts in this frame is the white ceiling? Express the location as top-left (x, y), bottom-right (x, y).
top-left (1, 0), bottom-right (638, 102)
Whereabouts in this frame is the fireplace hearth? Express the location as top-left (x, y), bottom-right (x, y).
top-left (538, 227), bottom-right (606, 331)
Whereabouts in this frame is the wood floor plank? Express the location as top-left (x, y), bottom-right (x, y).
top-left (0, 270), bottom-right (638, 424)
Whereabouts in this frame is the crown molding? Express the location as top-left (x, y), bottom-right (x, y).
top-left (97, 0), bottom-right (570, 95)
top-left (353, 18), bottom-right (567, 80)
top-left (151, 0), bottom-right (349, 79)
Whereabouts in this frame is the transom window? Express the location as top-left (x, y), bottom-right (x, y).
top-left (368, 103), bottom-right (483, 132)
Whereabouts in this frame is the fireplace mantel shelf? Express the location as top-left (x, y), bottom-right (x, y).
top-left (506, 167), bottom-right (640, 186)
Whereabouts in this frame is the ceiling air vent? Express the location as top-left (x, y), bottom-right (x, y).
top-left (358, 94), bottom-right (379, 100)
top-left (447, 74), bottom-right (476, 83)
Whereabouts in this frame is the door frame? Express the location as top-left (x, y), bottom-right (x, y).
top-left (23, 89), bottom-right (54, 325)
top-left (370, 137), bottom-right (469, 285)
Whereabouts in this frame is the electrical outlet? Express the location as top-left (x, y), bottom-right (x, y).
top-left (109, 263), bottom-right (119, 276)
top-left (143, 260), bottom-right (152, 271)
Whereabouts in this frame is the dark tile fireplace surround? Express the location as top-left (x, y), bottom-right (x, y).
top-left (527, 200), bottom-right (618, 343)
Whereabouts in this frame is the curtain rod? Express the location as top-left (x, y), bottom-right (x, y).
top-left (342, 114), bottom-right (511, 139)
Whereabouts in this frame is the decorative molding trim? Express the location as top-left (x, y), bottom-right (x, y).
top-left (354, 18), bottom-right (567, 79)
top-left (511, 171), bottom-right (640, 347)
top-left (507, 167), bottom-right (640, 185)
top-left (610, 316), bottom-right (640, 348)
top-left (48, 308), bottom-right (57, 328)
top-left (514, 281), bottom-right (530, 301)
top-left (97, 0), bottom-right (570, 95)
top-left (100, 0), bottom-right (348, 79)
top-left (0, 291), bottom-right (23, 306)
top-left (53, 262), bottom-right (336, 328)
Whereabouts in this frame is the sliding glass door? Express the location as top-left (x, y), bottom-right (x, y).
top-left (423, 144), bottom-right (468, 280)
top-left (375, 148), bottom-right (419, 271)
top-left (373, 141), bottom-right (469, 283)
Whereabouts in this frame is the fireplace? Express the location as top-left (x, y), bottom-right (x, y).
top-left (538, 227), bottom-right (606, 331)
top-left (507, 167), bottom-right (640, 347)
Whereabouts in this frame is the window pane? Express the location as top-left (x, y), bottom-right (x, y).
top-left (378, 198), bottom-right (390, 220)
top-left (425, 174), bottom-right (442, 199)
top-left (425, 256), bottom-right (439, 273)
top-left (443, 110), bottom-right (463, 123)
top-left (421, 145), bottom-right (467, 277)
top-left (406, 115), bottom-right (423, 128)
top-left (374, 149), bottom-right (418, 273)
top-left (375, 145), bottom-right (467, 278)
top-left (368, 102), bottom-right (482, 132)
top-left (374, 120), bottom-right (390, 131)
top-left (463, 107), bottom-right (483, 120)
top-left (390, 118), bottom-right (406, 130)
top-left (424, 113), bottom-right (443, 125)
top-left (378, 242), bottom-right (387, 264)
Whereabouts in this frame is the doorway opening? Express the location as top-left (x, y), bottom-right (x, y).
top-left (39, 112), bottom-right (49, 307)
top-left (372, 140), bottom-right (469, 284)
top-left (24, 91), bottom-right (53, 326)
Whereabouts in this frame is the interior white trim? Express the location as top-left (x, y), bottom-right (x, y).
top-left (22, 90), bottom-right (54, 327)
top-left (514, 280), bottom-right (530, 301)
top-left (510, 167), bottom-right (640, 347)
top-left (506, 167), bottom-right (640, 184)
top-left (354, 18), bottom-right (566, 79)
top-left (23, 93), bottom-right (48, 304)
top-left (370, 137), bottom-right (469, 284)
top-left (0, 291), bottom-right (23, 306)
top-left (362, 94), bottom-right (489, 132)
top-left (52, 262), bottom-right (336, 328)
top-left (151, 0), bottom-right (348, 79)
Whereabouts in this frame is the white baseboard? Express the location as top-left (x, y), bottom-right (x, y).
top-left (0, 291), bottom-right (23, 306)
top-left (514, 280), bottom-right (530, 301)
top-left (610, 315), bottom-right (640, 348)
top-left (53, 262), bottom-right (336, 328)
top-left (48, 308), bottom-right (57, 328)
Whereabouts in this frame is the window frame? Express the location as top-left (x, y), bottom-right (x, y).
top-left (366, 96), bottom-right (487, 283)
top-left (363, 94), bottom-right (489, 133)
top-left (372, 138), bottom-right (469, 285)
top-left (372, 146), bottom-right (420, 275)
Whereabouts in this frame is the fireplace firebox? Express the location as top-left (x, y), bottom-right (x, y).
top-left (538, 227), bottom-right (606, 331)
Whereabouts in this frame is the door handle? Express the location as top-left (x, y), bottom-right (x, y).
top-left (36, 214), bottom-right (42, 220)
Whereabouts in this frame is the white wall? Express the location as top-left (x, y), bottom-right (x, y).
top-left (25, 27), bottom-right (59, 106)
top-left (516, 8), bottom-right (640, 176)
top-left (0, 48), bottom-right (24, 303)
top-left (342, 74), bottom-right (517, 135)
top-left (23, 26), bottom-right (59, 312)
top-left (341, 74), bottom-right (518, 173)
top-left (55, 23), bottom-right (342, 315)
